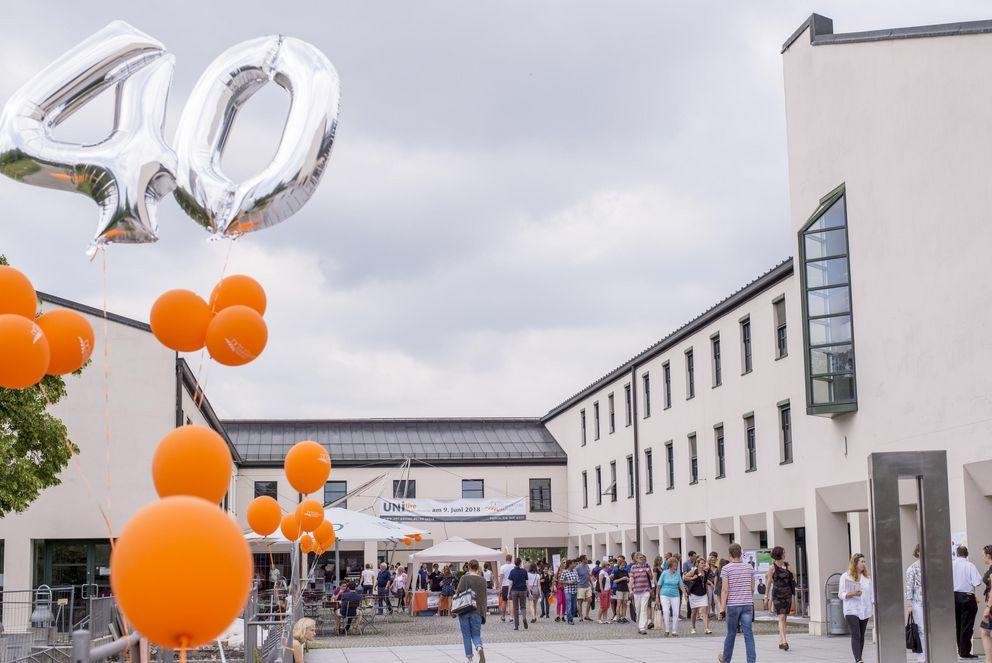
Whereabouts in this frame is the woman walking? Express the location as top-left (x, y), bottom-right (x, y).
top-left (598, 561), bottom-right (612, 623)
top-left (979, 545), bottom-right (992, 663)
top-left (765, 546), bottom-right (796, 651)
top-left (554, 563), bottom-right (567, 621)
top-left (838, 553), bottom-right (873, 663)
top-left (439, 566), bottom-right (456, 616)
top-left (539, 564), bottom-right (552, 619)
top-left (657, 557), bottom-right (684, 637)
top-left (683, 556), bottom-right (713, 635)
top-left (454, 559), bottom-right (487, 663)
top-left (526, 562), bottom-right (540, 623)
top-left (905, 544), bottom-right (926, 663)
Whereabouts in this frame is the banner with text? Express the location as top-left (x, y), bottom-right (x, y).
top-left (377, 497), bottom-right (527, 522)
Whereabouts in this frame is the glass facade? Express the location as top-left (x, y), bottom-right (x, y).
top-left (800, 188), bottom-right (857, 415)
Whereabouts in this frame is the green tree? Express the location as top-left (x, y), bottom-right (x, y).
top-left (0, 254), bottom-right (79, 516)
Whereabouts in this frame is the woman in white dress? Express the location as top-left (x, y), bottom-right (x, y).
top-left (838, 553), bottom-right (874, 663)
top-left (527, 562), bottom-right (541, 623)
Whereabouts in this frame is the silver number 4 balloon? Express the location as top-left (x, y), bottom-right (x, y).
top-left (0, 21), bottom-right (340, 253)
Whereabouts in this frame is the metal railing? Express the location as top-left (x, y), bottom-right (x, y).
top-left (70, 630), bottom-right (140, 663)
top-left (1, 586), bottom-right (79, 663)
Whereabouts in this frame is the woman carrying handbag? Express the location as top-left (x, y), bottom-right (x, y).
top-left (453, 559), bottom-right (488, 663)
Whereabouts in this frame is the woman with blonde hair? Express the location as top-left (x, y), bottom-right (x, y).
top-left (839, 553), bottom-right (874, 663)
top-left (290, 618), bottom-right (316, 663)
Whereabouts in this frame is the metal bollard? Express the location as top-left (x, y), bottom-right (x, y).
top-left (72, 630), bottom-right (92, 663)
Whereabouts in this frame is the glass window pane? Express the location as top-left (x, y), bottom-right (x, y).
top-left (809, 315), bottom-right (852, 346)
top-left (804, 228), bottom-right (848, 259)
top-left (811, 374), bottom-right (856, 404)
top-left (810, 344), bottom-right (855, 375)
top-left (806, 257), bottom-right (849, 288)
top-left (807, 196), bottom-right (845, 231)
top-left (808, 286), bottom-right (851, 317)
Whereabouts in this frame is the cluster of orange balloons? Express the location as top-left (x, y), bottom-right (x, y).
top-left (150, 274), bottom-right (267, 366)
top-left (246, 440), bottom-right (337, 554)
top-left (0, 265), bottom-right (95, 389)
top-left (111, 425), bottom-right (251, 649)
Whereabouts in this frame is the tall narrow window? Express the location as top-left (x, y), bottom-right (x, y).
top-left (324, 481), bottom-right (348, 508)
top-left (626, 455), bottom-right (635, 498)
top-left (665, 441), bottom-right (675, 489)
top-left (711, 334), bottom-right (722, 387)
top-left (254, 480), bottom-right (278, 499)
top-left (740, 317), bottom-right (752, 374)
top-left (801, 187), bottom-right (857, 415)
top-left (644, 449), bottom-right (654, 494)
top-left (595, 466), bottom-right (602, 505)
top-left (663, 362), bottom-right (672, 409)
top-left (529, 478), bottom-right (552, 512)
top-left (744, 415), bottom-right (756, 472)
top-left (688, 433), bottom-right (698, 484)
top-left (779, 402), bottom-right (793, 464)
top-left (685, 349), bottom-right (695, 399)
top-left (392, 479), bottom-right (416, 498)
top-left (462, 479), bottom-right (485, 498)
top-left (609, 461), bottom-right (618, 502)
top-left (582, 471), bottom-right (589, 508)
top-left (774, 297), bottom-right (787, 358)
top-left (593, 401), bottom-right (601, 440)
top-left (642, 373), bottom-right (651, 418)
top-left (608, 393), bottom-right (616, 434)
top-left (624, 384), bottom-right (632, 426)
top-left (580, 409), bottom-right (586, 446)
top-left (714, 425), bottom-right (726, 479)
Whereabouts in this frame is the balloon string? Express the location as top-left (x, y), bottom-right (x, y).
top-left (194, 236), bottom-right (239, 411)
top-left (101, 250), bottom-right (112, 515)
top-left (179, 637), bottom-right (188, 663)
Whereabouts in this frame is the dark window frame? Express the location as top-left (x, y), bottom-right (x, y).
top-left (774, 296), bottom-right (788, 359)
top-left (595, 466), bottom-right (603, 505)
top-left (642, 373), bottom-right (651, 418)
top-left (609, 461), bottom-right (618, 502)
top-left (529, 478), bottom-right (552, 512)
top-left (644, 448), bottom-right (654, 494)
top-left (580, 409), bottom-right (587, 446)
top-left (254, 480), bottom-right (278, 500)
top-left (779, 401), bottom-right (793, 464)
top-left (688, 433), bottom-right (699, 484)
top-left (662, 362), bottom-right (672, 409)
top-left (744, 415), bottom-right (757, 472)
top-left (624, 384), bottom-right (632, 426)
top-left (626, 454), bottom-right (635, 498)
top-left (665, 441), bottom-right (675, 490)
top-left (711, 334), bottom-right (722, 387)
top-left (714, 424), bottom-right (726, 479)
top-left (685, 348), bottom-right (695, 399)
top-left (582, 471), bottom-right (589, 508)
top-left (593, 401), bottom-right (601, 441)
top-left (462, 479), bottom-right (485, 499)
top-left (608, 392), bottom-right (616, 434)
top-left (392, 479), bottom-right (416, 498)
top-left (740, 316), bottom-right (753, 374)
top-left (324, 480), bottom-right (348, 509)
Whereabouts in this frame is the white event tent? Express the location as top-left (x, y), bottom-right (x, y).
top-left (408, 536), bottom-right (504, 564)
top-left (245, 507), bottom-right (427, 544)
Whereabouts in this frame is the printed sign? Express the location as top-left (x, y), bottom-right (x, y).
top-left (377, 497), bottom-right (527, 522)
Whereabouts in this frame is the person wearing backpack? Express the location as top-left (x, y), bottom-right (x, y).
top-left (454, 559), bottom-right (488, 663)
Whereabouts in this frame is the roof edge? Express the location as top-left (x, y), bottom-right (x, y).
top-left (177, 358), bottom-right (243, 464)
top-left (222, 417), bottom-right (546, 425)
top-left (782, 13), bottom-right (833, 54)
top-left (782, 13), bottom-right (992, 54)
top-left (38, 291), bottom-right (151, 332)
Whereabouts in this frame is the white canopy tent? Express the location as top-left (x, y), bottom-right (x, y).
top-left (409, 536), bottom-right (504, 564)
top-left (245, 507), bottom-right (427, 544)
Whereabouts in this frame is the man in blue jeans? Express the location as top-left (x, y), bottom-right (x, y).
top-left (718, 544), bottom-right (756, 663)
top-left (560, 559), bottom-right (579, 625)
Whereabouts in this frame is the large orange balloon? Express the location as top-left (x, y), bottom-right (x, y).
top-left (0, 265), bottom-right (37, 318)
top-left (152, 426), bottom-right (232, 504)
top-left (313, 520), bottom-right (334, 547)
top-left (210, 275), bottom-right (266, 316)
top-left (111, 497), bottom-right (252, 648)
top-left (0, 315), bottom-right (50, 389)
top-left (280, 513), bottom-right (301, 541)
top-left (295, 499), bottom-right (324, 532)
top-left (284, 440), bottom-right (331, 494)
top-left (300, 534), bottom-right (314, 554)
top-left (37, 309), bottom-right (94, 375)
top-left (247, 496), bottom-right (281, 536)
top-left (205, 305), bottom-right (267, 366)
top-left (150, 290), bottom-right (212, 352)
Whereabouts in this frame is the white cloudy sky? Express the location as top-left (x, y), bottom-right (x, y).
top-left (0, 1), bottom-right (986, 419)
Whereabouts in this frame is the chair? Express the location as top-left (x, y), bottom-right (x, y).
top-left (355, 597), bottom-right (378, 635)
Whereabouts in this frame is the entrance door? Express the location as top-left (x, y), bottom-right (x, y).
top-left (793, 527), bottom-right (809, 617)
top-left (37, 539), bottom-right (115, 629)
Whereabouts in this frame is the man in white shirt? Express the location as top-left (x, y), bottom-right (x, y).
top-left (498, 554), bottom-right (515, 622)
top-left (953, 545), bottom-right (983, 659)
top-left (483, 564), bottom-right (493, 588)
top-left (360, 563), bottom-right (376, 595)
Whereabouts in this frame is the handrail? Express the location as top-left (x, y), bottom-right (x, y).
top-left (72, 629), bottom-right (141, 663)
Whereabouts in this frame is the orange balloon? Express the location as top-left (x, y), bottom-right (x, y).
top-left (247, 496), bottom-right (282, 536)
top-left (152, 426), bottom-right (232, 504)
top-left (284, 440), bottom-right (331, 494)
top-left (0, 265), bottom-right (37, 318)
top-left (210, 275), bottom-right (266, 315)
top-left (548, 595), bottom-right (555, 604)
top-left (111, 496), bottom-right (252, 648)
top-left (205, 305), bottom-right (267, 366)
top-left (412, 533), bottom-right (423, 542)
top-left (37, 309), bottom-right (94, 375)
top-left (280, 512), bottom-right (301, 541)
top-left (150, 290), bottom-right (212, 352)
top-left (296, 499), bottom-right (324, 532)
top-left (300, 534), bottom-right (314, 554)
top-left (313, 543), bottom-right (325, 556)
top-left (401, 537), bottom-right (412, 546)
top-left (323, 528), bottom-right (336, 550)
top-left (313, 520), bottom-right (334, 546)
top-left (0, 315), bottom-right (50, 389)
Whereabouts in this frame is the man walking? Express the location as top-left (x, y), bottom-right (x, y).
top-left (953, 545), bottom-right (983, 659)
top-left (375, 562), bottom-right (393, 615)
top-left (630, 552), bottom-right (655, 635)
top-left (575, 555), bottom-right (593, 622)
top-left (719, 544), bottom-right (755, 663)
top-left (560, 559), bottom-right (579, 624)
top-left (498, 554), bottom-right (515, 622)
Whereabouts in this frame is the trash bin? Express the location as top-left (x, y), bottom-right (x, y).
top-left (824, 573), bottom-right (850, 635)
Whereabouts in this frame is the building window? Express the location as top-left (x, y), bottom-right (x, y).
top-left (609, 461), bottom-right (618, 502)
top-left (662, 362), bottom-right (672, 409)
top-left (714, 425), bottom-right (726, 479)
top-left (740, 317), bottom-right (752, 374)
top-left (254, 480), bottom-right (278, 500)
top-left (608, 393), bottom-right (615, 434)
top-left (392, 479), bottom-right (416, 498)
top-left (624, 383), bottom-right (632, 426)
top-left (642, 373), bottom-right (651, 418)
top-left (800, 187), bottom-right (857, 415)
top-left (645, 449), bottom-right (654, 494)
top-left (593, 401), bottom-right (601, 440)
top-left (529, 478), bottom-right (552, 512)
top-left (711, 335), bottom-right (722, 387)
top-left (688, 433), bottom-right (698, 484)
top-left (774, 297), bottom-right (787, 358)
top-left (595, 466), bottom-right (603, 505)
top-left (759, 530), bottom-right (769, 549)
top-left (324, 480), bottom-right (348, 509)
top-left (580, 409), bottom-right (586, 446)
top-left (685, 349), bottom-right (695, 399)
top-left (626, 455), bottom-right (635, 498)
top-left (779, 402), bottom-right (793, 464)
top-left (744, 415), bottom-right (756, 472)
top-left (462, 479), bottom-right (484, 498)
top-left (582, 471), bottom-right (588, 508)
top-left (665, 441), bottom-right (675, 489)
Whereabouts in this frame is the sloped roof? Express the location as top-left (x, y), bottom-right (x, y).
top-left (223, 418), bottom-right (567, 467)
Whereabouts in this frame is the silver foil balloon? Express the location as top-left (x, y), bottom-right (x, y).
top-left (173, 35), bottom-right (340, 238)
top-left (0, 21), bottom-right (177, 253)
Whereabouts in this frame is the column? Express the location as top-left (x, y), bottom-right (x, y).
top-left (806, 490), bottom-right (850, 634)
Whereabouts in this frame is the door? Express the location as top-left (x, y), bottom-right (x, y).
top-left (38, 539), bottom-right (115, 629)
